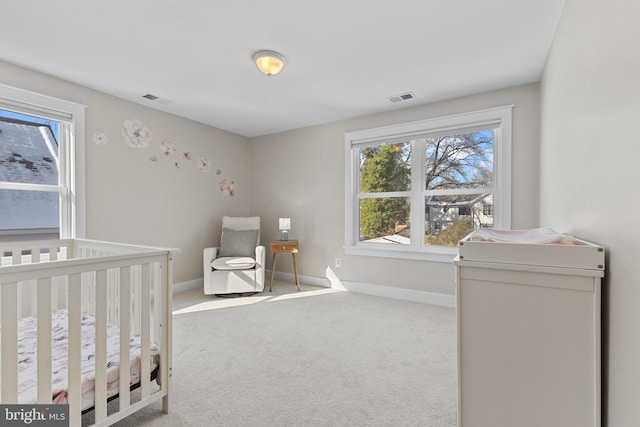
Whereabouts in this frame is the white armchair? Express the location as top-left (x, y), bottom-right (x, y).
top-left (203, 216), bottom-right (265, 296)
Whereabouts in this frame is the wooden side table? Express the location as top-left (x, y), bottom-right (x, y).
top-left (269, 240), bottom-right (301, 292)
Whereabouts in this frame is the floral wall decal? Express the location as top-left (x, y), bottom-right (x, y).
top-left (92, 132), bottom-right (109, 145)
top-left (107, 120), bottom-right (224, 176)
top-left (160, 139), bottom-right (176, 155)
top-left (197, 157), bottom-right (211, 172)
top-left (122, 119), bottom-right (152, 148)
top-left (220, 177), bottom-right (234, 197)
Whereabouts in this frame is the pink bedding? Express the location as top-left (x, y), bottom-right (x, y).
top-left (4, 310), bottom-right (159, 411)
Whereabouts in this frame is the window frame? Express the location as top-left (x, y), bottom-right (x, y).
top-left (0, 83), bottom-right (86, 239)
top-left (344, 106), bottom-right (512, 262)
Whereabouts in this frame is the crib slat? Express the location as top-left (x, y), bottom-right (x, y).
top-left (36, 277), bottom-right (53, 403)
top-left (32, 248), bottom-right (41, 263)
top-left (67, 273), bottom-right (82, 427)
top-left (119, 266), bottom-right (132, 410)
top-left (49, 246), bottom-right (58, 261)
top-left (94, 269), bottom-right (108, 422)
top-left (108, 269), bottom-right (117, 325)
top-left (1, 282), bottom-right (19, 403)
top-left (152, 263), bottom-right (162, 351)
top-left (140, 263), bottom-right (151, 398)
top-left (162, 255), bottom-right (173, 413)
top-left (13, 250), bottom-right (25, 320)
top-left (30, 250), bottom-right (41, 319)
top-left (131, 265), bottom-right (141, 335)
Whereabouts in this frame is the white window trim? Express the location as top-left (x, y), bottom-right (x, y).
top-left (0, 83), bottom-right (86, 238)
top-left (344, 105), bottom-right (512, 262)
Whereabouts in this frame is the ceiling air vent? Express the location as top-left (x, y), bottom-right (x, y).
top-left (387, 92), bottom-right (416, 103)
top-left (142, 93), bottom-right (170, 104)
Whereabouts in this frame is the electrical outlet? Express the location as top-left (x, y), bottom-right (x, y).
top-left (335, 257), bottom-right (342, 268)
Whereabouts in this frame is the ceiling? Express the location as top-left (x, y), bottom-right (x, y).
top-left (0, 1), bottom-right (565, 138)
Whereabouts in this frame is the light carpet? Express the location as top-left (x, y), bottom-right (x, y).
top-left (100, 282), bottom-right (457, 426)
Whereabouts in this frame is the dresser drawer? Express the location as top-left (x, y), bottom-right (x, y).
top-left (270, 240), bottom-right (298, 253)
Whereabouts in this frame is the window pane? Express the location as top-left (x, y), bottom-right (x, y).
top-left (425, 193), bottom-right (493, 246)
top-left (359, 197), bottom-right (410, 244)
top-left (0, 189), bottom-right (60, 240)
top-left (425, 129), bottom-right (494, 190)
top-left (0, 114), bottom-right (59, 185)
top-left (0, 111), bottom-right (61, 241)
top-left (359, 141), bottom-right (411, 193)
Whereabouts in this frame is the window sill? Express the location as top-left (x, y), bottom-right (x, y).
top-left (344, 244), bottom-right (457, 263)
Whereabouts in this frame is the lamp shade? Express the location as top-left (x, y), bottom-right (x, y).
top-left (279, 217), bottom-right (291, 230)
top-left (253, 50), bottom-right (286, 76)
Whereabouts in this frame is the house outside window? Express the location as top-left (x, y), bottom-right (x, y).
top-left (0, 84), bottom-right (85, 241)
top-left (344, 106), bottom-right (512, 262)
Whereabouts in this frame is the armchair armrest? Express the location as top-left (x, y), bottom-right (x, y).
top-left (203, 246), bottom-right (220, 290)
top-left (255, 245), bottom-right (266, 288)
top-left (203, 246), bottom-right (220, 273)
top-left (204, 246), bottom-right (220, 263)
top-left (255, 245), bottom-right (266, 266)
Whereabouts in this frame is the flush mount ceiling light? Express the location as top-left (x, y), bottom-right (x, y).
top-left (253, 50), bottom-right (286, 76)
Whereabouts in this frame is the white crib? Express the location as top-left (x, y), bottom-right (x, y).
top-left (0, 239), bottom-right (177, 427)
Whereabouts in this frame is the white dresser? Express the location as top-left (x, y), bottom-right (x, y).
top-left (454, 229), bottom-right (604, 427)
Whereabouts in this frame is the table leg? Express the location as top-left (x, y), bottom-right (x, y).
top-left (292, 253), bottom-right (301, 291)
top-left (269, 253), bottom-right (277, 292)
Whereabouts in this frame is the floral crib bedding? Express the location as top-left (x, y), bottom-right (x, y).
top-left (1, 310), bottom-right (159, 411)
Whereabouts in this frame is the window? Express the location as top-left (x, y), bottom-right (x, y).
top-left (344, 106), bottom-right (512, 261)
top-left (458, 206), bottom-right (471, 216)
top-left (0, 84), bottom-right (86, 241)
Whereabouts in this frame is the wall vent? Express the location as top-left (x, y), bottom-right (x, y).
top-left (387, 92), bottom-right (416, 103)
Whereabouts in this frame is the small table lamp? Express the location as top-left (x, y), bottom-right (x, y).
top-left (279, 217), bottom-right (291, 241)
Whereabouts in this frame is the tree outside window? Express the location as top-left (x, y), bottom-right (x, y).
top-left (357, 131), bottom-right (493, 246)
top-left (423, 130), bottom-right (494, 246)
top-left (345, 106), bottom-right (512, 259)
top-left (359, 142), bottom-right (411, 241)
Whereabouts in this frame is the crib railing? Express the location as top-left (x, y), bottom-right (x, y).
top-left (0, 239), bottom-right (176, 427)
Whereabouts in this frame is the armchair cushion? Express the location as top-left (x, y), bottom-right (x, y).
top-left (211, 256), bottom-right (257, 270)
top-left (218, 228), bottom-right (259, 257)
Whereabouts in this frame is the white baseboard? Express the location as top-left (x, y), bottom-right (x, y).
top-left (177, 273), bottom-right (455, 308)
top-left (272, 271), bottom-right (331, 288)
top-left (271, 270), bottom-right (455, 308)
top-left (173, 278), bottom-right (202, 294)
top-left (339, 280), bottom-right (455, 308)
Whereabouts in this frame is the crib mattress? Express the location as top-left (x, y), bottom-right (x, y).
top-left (3, 310), bottom-right (159, 411)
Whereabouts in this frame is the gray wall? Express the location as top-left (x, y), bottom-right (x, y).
top-left (0, 59), bottom-right (540, 299)
top-left (540, 0), bottom-right (640, 424)
top-left (3, 0), bottom-right (636, 420)
top-left (0, 60), bottom-right (252, 284)
top-left (250, 83), bottom-right (540, 296)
